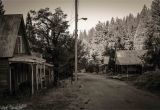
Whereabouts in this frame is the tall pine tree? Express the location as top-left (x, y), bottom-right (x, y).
top-left (26, 12), bottom-right (38, 52)
top-left (134, 5), bottom-right (150, 50)
top-left (144, 0), bottom-right (160, 69)
top-left (0, 0), bottom-right (5, 15)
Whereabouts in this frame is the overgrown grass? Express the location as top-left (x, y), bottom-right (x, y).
top-left (135, 70), bottom-right (160, 91)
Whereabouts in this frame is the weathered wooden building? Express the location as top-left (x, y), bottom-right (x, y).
top-left (115, 50), bottom-right (146, 74)
top-left (0, 14), bottom-right (54, 95)
top-left (99, 56), bottom-right (109, 74)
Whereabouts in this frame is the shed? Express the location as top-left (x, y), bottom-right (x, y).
top-left (115, 50), bottom-right (146, 74)
top-left (99, 56), bottom-right (110, 74)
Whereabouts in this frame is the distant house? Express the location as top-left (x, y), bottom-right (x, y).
top-left (115, 50), bottom-right (146, 74)
top-left (103, 56), bottom-right (109, 65)
top-left (99, 56), bottom-right (109, 74)
top-left (0, 14), bottom-right (54, 95)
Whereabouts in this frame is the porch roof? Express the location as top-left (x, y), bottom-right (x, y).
top-left (9, 55), bottom-right (46, 64)
top-left (45, 63), bottom-right (54, 67)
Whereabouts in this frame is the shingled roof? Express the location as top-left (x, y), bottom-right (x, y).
top-left (115, 50), bottom-right (146, 65)
top-left (0, 14), bottom-right (25, 57)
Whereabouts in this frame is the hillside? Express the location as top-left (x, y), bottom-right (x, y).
top-left (79, 5), bottom-right (150, 62)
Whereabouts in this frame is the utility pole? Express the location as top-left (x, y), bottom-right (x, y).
top-left (75, 0), bottom-right (78, 81)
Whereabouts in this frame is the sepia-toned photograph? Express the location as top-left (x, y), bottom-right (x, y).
top-left (0, 0), bottom-right (160, 110)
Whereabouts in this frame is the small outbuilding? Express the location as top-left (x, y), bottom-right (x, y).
top-left (115, 50), bottom-right (146, 74)
top-left (98, 57), bottom-right (110, 74)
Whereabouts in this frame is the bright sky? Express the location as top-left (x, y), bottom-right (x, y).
top-left (3, 0), bottom-right (152, 33)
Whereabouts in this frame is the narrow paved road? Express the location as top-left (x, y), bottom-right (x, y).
top-left (78, 73), bottom-right (160, 110)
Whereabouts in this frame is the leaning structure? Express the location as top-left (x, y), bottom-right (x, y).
top-left (0, 14), bottom-right (54, 95)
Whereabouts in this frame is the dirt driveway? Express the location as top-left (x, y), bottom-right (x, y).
top-left (78, 73), bottom-right (160, 110)
top-left (2, 73), bottom-right (160, 110)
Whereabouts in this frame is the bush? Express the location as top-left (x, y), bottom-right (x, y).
top-left (135, 71), bottom-right (160, 90)
top-left (86, 63), bottom-right (99, 73)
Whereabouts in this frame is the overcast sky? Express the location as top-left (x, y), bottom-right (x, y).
top-left (3, 0), bottom-right (152, 32)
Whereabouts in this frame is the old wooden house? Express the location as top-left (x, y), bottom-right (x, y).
top-left (99, 56), bottom-right (110, 74)
top-left (115, 50), bottom-right (146, 74)
top-left (0, 14), bottom-right (54, 95)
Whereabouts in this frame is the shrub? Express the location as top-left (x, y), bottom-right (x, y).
top-left (135, 70), bottom-right (160, 90)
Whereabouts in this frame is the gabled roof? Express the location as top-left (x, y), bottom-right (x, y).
top-left (0, 14), bottom-right (27, 57)
top-left (116, 50), bottom-right (146, 65)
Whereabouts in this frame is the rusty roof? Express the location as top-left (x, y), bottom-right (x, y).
top-left (115, 50), bottom-right (146, 65)
top-left (0, 14), bottom-right (24, 57)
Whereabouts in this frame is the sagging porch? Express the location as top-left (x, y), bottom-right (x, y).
top-left (9, 55), bottom-right (54, 95)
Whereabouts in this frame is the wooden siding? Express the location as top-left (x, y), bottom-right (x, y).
top-left (10, 63), bottom-right (31, 92)
top-left (14, 19), bottom-right (30, 55)
top-left (0, 58), bottom-right (9, 89)
top-left (14, 36), bottom-right (27, 54)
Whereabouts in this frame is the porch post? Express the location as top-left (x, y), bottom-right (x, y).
top-left (9, 66), bottom-right (12, 93)
top-left (50, 67), bottom-right (53, 83)
top-left (36, 64), bottom-right (38, 90)
top-left (47, 67), bottom-right (50, 84)
top-left (52, 68), bottom-right (54, 82)
top-left (40, 64), bottom-right (43, 88)
top-left (127, 65), bottom-right (128, 81)
top-left (141, 65), bottom-right (143, 74)
top-left (121, 65), bottom-right (122, 73)
top-left (31, 63), bottom-right (34, 95)
top-left (50, 68), bottom-right (52, 82)
top-left (43, 64), bottom-right (46, 87)
top-left (49, 67), bottom-right (52, 83)
top-left (49, 67), bottom-right (54, 83)
top-left (115, 65), bottom-right (117, 73)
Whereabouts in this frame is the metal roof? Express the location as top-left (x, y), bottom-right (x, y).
top-left (115, 50), bottom-right (146, 65)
